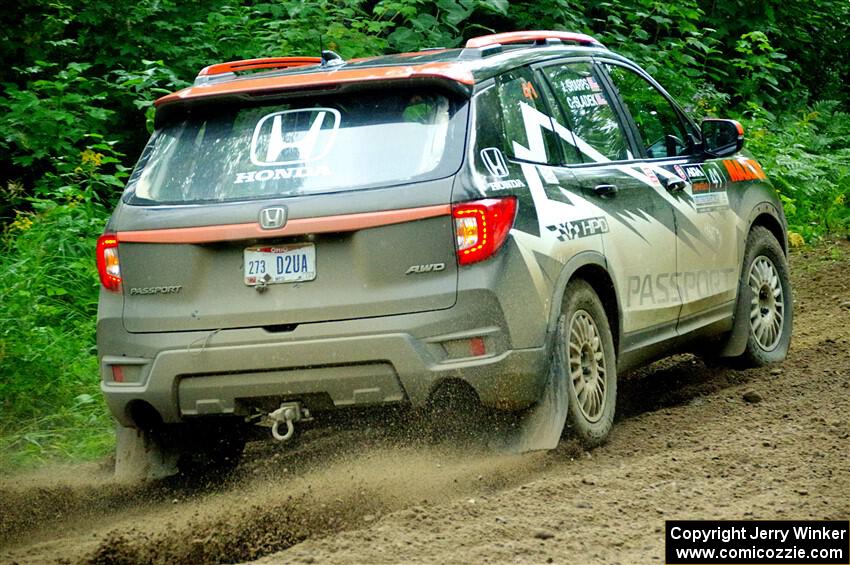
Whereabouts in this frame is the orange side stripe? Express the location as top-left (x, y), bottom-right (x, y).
top-left (117, 204), bottom-right (452, 244)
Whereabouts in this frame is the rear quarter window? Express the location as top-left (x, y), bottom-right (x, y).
top-left (495, 69), bottom-right (561, 165)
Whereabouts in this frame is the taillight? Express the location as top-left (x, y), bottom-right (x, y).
top-left (96, 234), bottom-right (122, 291)
top-left (452, 197), bottom-right (517, 265)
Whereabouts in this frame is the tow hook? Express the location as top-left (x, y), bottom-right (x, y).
top-left (268, 402), bottom-right (310, 442)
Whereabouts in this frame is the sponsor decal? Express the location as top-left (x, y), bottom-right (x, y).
top-left (685, 162), bottom-right (729, 212)
top-left (405, 263), bottom-right (446, 275)
top-left (521, 80), bottom-right (539, 100)
top-left (683, 164), bottom-right (707, 182)
top-left (626, 268), bottom-right (736, 307)
top-left (488, 178), bottom-right (526, 191)
top-left (546, 216), bottom-right (609, 241)
top-left (693, 191), bottom-right (729, 210)
top-left (723, 158), bottom-right (767, 182)
top-left (673, 164), bottom-right (687, 179)
top-left (685, 163), bottom-right (710, 193)
top-left (129, 285), bottom-right (182, 295)
top-left (640, 165), bottom-right (663, 188)
top-left (480, 147), bottom-right (509, 177)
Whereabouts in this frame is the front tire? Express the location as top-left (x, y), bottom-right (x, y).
top-left (558, 280), bottom-right (617, 447)
top-left (736, 226), bottom-right (793, 366)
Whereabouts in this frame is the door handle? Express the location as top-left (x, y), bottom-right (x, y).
top-left (663, 177), bottom-right (688, 193)
top-left (592, 184), bottom-right (619, 198)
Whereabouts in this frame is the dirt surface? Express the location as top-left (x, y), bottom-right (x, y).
top-left (1, 241), bottom-right (849, 564)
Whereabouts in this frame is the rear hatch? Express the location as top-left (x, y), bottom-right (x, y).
top-left (116, 87), bottom-right (467, 333)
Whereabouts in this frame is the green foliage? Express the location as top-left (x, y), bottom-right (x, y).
top-left (376, 0), bottom-right (508, 52)
top-left (729, 32), bottom-right (792, 106)
top-left (0, 62), bottom-right (112, 167)
top-left (742, 101), bottom-right (850, 240)
top-left (0, 61), bottom-right (129, 223)
top-left (111, 61), bottom-right (190, 133)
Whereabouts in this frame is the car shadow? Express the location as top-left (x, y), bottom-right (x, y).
top-left (616, 353), bottom-right (758, 421)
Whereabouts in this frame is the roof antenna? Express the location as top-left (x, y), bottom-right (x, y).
top-left (319, 31), bottom-right (345, 67)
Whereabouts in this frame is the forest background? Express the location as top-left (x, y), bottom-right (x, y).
top-left (1, 0), bottom-right (848, 467)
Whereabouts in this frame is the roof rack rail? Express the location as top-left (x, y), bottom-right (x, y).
top-left (194, 57), bottom-right (323, 85)
top-left (463, 30), bottom-right (604, 51)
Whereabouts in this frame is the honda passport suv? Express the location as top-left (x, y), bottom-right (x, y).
top-left (97, 31), bottom-right (792, 478)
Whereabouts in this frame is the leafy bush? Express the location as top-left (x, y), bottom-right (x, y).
top-left (0, 149), bottom-right (124, 467)
top-left (742, 101), bottom-right (850, 241)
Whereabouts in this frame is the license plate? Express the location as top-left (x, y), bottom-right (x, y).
top-left (244, 243), bottom-right (316, 286)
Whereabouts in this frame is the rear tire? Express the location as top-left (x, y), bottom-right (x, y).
top-left (156, 423), bottom-right (246, 478)
top-left (423, 380), bottom-right (489, 446)
top-left (735, 226), bottom-right (793, 366)
top-left (558, 280), bottom-right (617, 447)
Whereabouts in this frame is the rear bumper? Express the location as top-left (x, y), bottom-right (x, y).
top-left (98, 292), bottom-right (548, 426)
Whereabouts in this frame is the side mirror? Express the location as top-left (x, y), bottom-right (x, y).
top-left (701, 119), bottom-right (744, 157)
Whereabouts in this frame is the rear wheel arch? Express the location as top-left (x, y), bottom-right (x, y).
top-left (548, 253), bottom-right (621, 355)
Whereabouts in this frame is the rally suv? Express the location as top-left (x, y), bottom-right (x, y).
top-left (97, 31), bottom-right (792, 478)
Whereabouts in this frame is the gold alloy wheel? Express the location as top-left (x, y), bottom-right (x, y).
top-left (748, 255), bottom-right (785, 351)
top-left (568, 309), bottom-right (607, 423)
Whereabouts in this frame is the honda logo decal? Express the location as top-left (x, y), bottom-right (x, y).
top-left (250, 108), bottom-right (341, 167)
top-left (480, 147), bottom-right (509, 178)
top-left (259, 207), bottom-right (287, 230)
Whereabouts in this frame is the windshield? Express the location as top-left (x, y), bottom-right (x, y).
top-left (125, 88), bottom-right (467, 204)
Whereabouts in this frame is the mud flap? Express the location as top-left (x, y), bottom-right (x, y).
top-left (493, 334), bottom-right (568, 453)
top-left (719, 309), bottom-right (749, 357)
top-left (114, 425), bottom-right (179, 481)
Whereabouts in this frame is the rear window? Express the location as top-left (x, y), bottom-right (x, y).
top-left (125, 88), bottom-right (467, 205)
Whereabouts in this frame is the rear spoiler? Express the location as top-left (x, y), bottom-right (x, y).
top-left (156, 62), bottom-right (473, 104)
top-left (194, 57), bottom-right (324, 85)
top-left (153, 66), bottom-right (474, 128)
